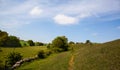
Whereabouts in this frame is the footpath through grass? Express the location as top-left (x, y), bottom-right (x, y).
top-left (17, 51), bottom-right (71, 70)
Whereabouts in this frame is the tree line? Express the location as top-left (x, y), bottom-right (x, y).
top-left (0, 30), bottom-right (44, 47)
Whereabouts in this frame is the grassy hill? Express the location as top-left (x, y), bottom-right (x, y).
top-left (73, 39), bottom-right (120, 70)
top-left (0, 39), bottom-right (120, 70)
top-left (16, 39), bottom-right (120, 70)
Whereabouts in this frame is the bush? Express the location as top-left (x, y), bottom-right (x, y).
top-left (0, 48), bottom-right (2, 52)
top-left (6, 52), bottom-right (22, 66)
top-left (46, 50), bottom-right (52, 56)
top-left (51, 48), bottom-right (64, 53)
top-left (37, 50), bottom-right (52, 59)
top-left (0, 60), bottom-right (4, 70)
top-left (37, 50), bottom-right (46, 59)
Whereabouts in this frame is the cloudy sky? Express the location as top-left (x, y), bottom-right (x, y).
top-left (0, 0), bottom-right (120, 43)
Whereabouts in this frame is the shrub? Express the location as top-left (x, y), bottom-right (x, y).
top-left (37, 50), bottom-right (52, 59)
top-left (0, 60), bottom-right (4, 70)
top-left (37, 50), bottom-right (46, 59)
top-left (6, 52), bottom-right (22, 66)
top-left (46, 50), bottom-right (52, 56)
top-left (0, 48), bottom-right (2, 52)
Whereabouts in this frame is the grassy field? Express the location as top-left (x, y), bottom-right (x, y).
top-left (17, 51), bottom-right (71, 70)
top-left (0, 46), bottom-right (47, 65)
top-left (18, 39), bottom-right (120, 70)
top-left (0, 39), bottom-right (120, 70)
top-left (73, 39), bottom-right (120, 70)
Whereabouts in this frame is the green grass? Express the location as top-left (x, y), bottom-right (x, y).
top-left (1, 39), bottom-right (120, 70)
top-left (17, 51), bottom-right (71, 70)
top-left (74, 40), bottom-right (120, 70)
top-left (0, 46), bottom-right (47, 65)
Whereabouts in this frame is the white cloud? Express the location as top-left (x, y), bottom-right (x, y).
top-left (29, 6), bottom-right (43, 16)
top-left (53, 14), bottom-right (78, 25)
top-left (52, 0), bottom-right (120, 20)
top-left (0, 0), bottom-right (120, 28)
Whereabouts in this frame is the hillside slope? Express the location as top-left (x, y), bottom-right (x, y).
top-left (17, 39), bottom-right (120, 70)
top-left (74, 39), bottom-right (120, 70)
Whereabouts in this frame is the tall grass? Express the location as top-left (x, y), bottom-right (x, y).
top-left (74, 40), bottom-right (120, 70)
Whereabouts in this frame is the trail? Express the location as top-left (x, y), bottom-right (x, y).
top-left (68, 54), bottom-right (74, 70)
top-left (68, 47), bottom-right (84, 70)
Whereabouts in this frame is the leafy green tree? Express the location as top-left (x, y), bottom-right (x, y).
top-left (27, 40), bottom-right (34, 46)
top-left (35, 42), bottom-right (43, 46)
top-left (68, 41), bottom-right (75, 50)
top-left (0, 30), bottom-right (21, 47)
top-left (6, 52), bottom-right (22, 66)
top-left (69, 41), bottom-right (75, 45)
top-left (52, 36), bottom-right (68, 51)
top-left (0, 30), bottom-right (8, 46)
top-left (85, 40), bottom-right (91, 44)
top-left (47, 43), bottom-right (52, 49)
top-left (20, 40), bottom-right (27, 47)
top-left (6, 36), bottom-right (21, 47)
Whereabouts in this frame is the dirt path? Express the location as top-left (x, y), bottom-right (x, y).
top-left (68, 48), bottom-right (82, 70)
top-left (68, 54), bottom-right (74, 70)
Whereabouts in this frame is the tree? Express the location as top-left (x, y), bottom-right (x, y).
top-left (35, 42), bottom-right (44, 46)
top-left (85, 40), bottom-right (92, 44)
top-left (69, 41), bottom-right (75, 45)
top-left (68, 41), bottom-right (75, 50)
top-left (52, 36), bottom-right (68, 51)
top-left (27, 40), bottom-right (34, 46)
top-left (0, 30), bottom-right (8, 46)
top-left (6, 52), bottom-right (22, 66)
top-left (6, 36), bottom-right (21, 47)
top-left (0, 30), bottom-right (21, 47)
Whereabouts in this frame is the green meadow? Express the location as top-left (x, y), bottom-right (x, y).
top-left (0, 46), bottom-right (47, 65)
top-left (1, 39), bottom-right (120, 70)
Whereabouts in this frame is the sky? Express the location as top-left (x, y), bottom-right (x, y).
top-left (0, 0), bottom-right (120, 43)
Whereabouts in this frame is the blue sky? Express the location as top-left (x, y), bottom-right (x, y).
top-left (0, 0), bottom-right (120, 43)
